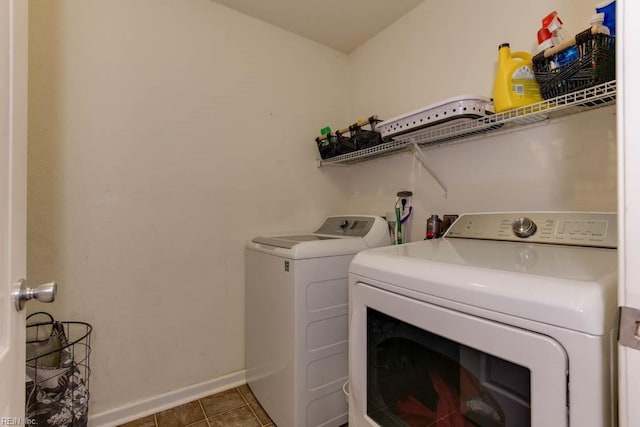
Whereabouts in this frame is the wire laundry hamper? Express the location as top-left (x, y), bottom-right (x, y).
top-left (26, 312), bottom-right (92, 427)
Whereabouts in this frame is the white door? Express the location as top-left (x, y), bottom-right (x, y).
top-left (618, 0), bottom-right (640, 426)
top-left (0, 0), bottom-right (28, 418)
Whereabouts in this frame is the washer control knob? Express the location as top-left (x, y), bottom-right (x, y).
top-left (339, 219), bottom-right (350, 230)
top-left (512, 217), bottom-right (537, 238)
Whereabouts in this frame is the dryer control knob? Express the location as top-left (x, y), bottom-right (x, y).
top-left (512, 217), bottom-right (537, 238)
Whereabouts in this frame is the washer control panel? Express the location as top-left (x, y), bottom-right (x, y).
top-left (446, 212), bottom-right (617, 248)
top-left (314, 216), bottom-right (377, 237)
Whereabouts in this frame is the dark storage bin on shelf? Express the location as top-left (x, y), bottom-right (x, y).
top-left (315, 116), bottom-right (384, 160)
top-left (352, 127), bottom-right (384, 149)
top-left (532, 28), bottom-right (615, 100)
top-left (336, 132), bottom-right (359, 154)
top-left (316, 135), bottom-right (340, 159)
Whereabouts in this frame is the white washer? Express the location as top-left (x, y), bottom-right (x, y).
top-left (348, 212), bottom-right (618, 427)
top-left (246, 215), bottom-right (389, 427)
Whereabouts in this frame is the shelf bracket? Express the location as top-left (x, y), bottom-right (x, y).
top-left (411, 142), bottom-right (447, 197)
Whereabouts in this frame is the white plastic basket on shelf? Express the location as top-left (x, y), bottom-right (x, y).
top-left (376, 95), bottom-right (494, 139)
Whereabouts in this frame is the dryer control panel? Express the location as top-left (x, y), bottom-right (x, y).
top-left (445, 212), bottom-right (617, 248)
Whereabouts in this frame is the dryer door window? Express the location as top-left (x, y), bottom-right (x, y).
top-left (367, 307), bottom-right (530, 426)
top-left (349, 283), bottom-right (569, 427)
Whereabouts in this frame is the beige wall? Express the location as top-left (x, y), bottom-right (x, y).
top-left (27, 0), bottom-right (351, 416)
top-left (26, 0), bottom-right (618, 420)
top-left (344, 0), bottom-right (617, 241)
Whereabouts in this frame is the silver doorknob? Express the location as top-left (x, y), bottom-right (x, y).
top-left (12, 279), bottom-right (57, 311)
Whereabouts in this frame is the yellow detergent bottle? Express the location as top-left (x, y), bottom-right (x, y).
top-left (492, 43), bottom-right (543, 113)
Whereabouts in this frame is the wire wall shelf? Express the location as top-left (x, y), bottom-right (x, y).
top-left (318, 80), bottom-right (616, 167)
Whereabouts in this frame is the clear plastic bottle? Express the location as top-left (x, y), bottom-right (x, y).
top-left (536, 28), bottom-right (554, 52)
top-left (542, 11), bottom-right (579, 68)
top-left (591, 12), bottom-right (611, 35)
top-left (536, 28), bottom-right (558, 70)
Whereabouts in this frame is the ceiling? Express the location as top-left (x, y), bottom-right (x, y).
top-left (211, 0), bottom-right (425, 53)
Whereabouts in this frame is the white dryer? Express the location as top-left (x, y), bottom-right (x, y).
top-left (348, 212), bottom-right (618, 427)
top-left (246, 215), bottom-right (389, 427)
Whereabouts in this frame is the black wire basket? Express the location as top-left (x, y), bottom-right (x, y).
top-left (532, 28), bottom-right (615, 100)
top-left (316, 135), bottom-right (340, 159)
top-left (335, 131), bottom-right (359, 154)
top-left (26, 312), bottom-right (92, 427)
top-left (315, 116), bottom-right (384, 160)
top-left (351, 122), bottom-right (384, 150)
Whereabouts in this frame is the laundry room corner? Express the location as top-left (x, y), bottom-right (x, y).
top-left (18, 0), bottom-right (626, 424)
top-left (25, 0), bottom-right (354, 419)
top-left (340, 0), bottom-right (617, 241)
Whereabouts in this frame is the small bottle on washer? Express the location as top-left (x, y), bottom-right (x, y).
top-left (425, 215), bottom-right (442, 239)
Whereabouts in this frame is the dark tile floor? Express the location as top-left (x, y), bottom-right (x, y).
top-left (119, 384), bottom-right (274, 427)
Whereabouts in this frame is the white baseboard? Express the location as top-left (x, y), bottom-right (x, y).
top-left (88, 370), bottom-right (247, 427)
